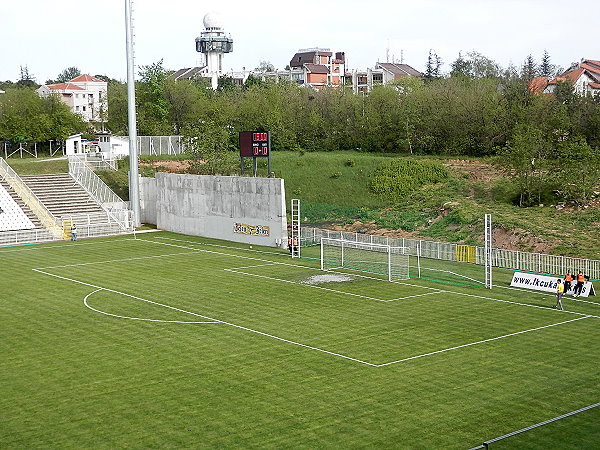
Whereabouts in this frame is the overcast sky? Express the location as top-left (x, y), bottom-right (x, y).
top-left (1, 0), bottom-right (598, 83)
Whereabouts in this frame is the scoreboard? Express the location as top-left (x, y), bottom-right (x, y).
top-left (239, 131), bottom-right (270, 157)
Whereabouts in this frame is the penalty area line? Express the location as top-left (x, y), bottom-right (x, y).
top-left (376, 316), bottom-right (591, 367)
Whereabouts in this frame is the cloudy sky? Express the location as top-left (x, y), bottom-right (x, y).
top-left (1, 0), bottom-right (598, 83)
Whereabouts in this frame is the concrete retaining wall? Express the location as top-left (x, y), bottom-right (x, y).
top-left (139, 173), bottom-right (287, 247)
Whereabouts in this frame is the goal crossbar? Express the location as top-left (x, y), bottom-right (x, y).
top-left (320, 237), bottom-right (411, 281)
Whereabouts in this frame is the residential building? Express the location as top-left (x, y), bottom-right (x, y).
top-left (344, 63), bottom-right (422, 93)
top-left (287, 48), bottom-right (346, 89)
top-left (36, 74), bottom-right (108, 122)
top-left (529, 59), bottom-right (600, 96)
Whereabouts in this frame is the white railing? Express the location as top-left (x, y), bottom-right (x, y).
top-left (0, 157), bottom-right (63, 238)
top-left (68, 155), bottom-right (131, 230)
top-left (301, 227), bottom-right (600, 280)
top-left (82, 153), bottom-right (118, 171)
top-left (0, 228), bottom-right (56, 247)
top-left (59, 210), bottom-right (134, 237)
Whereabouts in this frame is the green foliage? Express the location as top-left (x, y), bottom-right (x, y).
top-left (48, 66), bottom-right (81, 84)
top-left (97, 55), bottom-right (599, 159)
top-left (368, 159), bottom-right (449, 199)
top-left (96, 169), bottom-right (130, 200)
top-left (183, 120), bottom-right (235, 175)
top-left (0, 88), bottom-right (85, 142)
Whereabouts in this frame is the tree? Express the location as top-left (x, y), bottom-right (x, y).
top-left (136, 59), bottom-right (171, 135)
top-left (255, 60), bottom-right (275, 72)
top-left (539, 50), bottom-right (555, 78)
top-left (183, 120), bottom-right (232, 175)
top-left (555, 137), bottom-right (600, 203)
top-left (499, 125), bottom-right (553, 206)
top-left (424, 49), bottom-right (442, 81)
top-left (0, 88), bottom-right (84, 143)
top-left (450, 51), bottom-right (501, 79)
top-left (56, 67), bottom-right (81, 83)
top-left (520, 55), bottom-right (538, 82)
top-left (17, 65), bottom-right (38, 88)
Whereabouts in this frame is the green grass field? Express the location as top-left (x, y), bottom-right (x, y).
top-left (2, 231), bottom-right (599, 448)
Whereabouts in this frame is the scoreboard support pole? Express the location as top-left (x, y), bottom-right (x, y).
top-left (268, 133), bottom-right (272, 176)
top-left (239, 131), bottom-right (271, 177)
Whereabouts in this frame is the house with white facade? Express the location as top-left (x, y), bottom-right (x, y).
top-left (36, 74), bottom-right (108, 122)
top-left (529, 59), bottom-right (600, 97)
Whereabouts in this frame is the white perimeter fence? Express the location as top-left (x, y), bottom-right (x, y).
top-left (137, 136), bottom-right (185, 156)
top-left (301, 227), bottom-right (600, 280)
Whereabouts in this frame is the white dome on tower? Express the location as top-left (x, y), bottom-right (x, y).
top-left (203, 12), bottom-right (223, 30)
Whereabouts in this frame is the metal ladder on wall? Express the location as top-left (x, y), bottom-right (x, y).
top-left (291, 199), bottom-right (301, 258)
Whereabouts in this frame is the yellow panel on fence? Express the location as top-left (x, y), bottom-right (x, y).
top-left (456, 245), bottom-right (476, 263)
top-left (62, 220), bottom-right (73, 240)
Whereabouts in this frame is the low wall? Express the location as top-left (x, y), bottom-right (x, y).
top-left (140, 173), bottom-right (287, 248)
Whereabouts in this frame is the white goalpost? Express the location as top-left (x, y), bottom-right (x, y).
top-left (320, 237), bottom-right (413, 281)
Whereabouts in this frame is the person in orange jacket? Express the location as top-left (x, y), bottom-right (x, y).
top-left (564, 271), bottom-right (573, 295)
top-left (573, 271), bottom-right (588, 297)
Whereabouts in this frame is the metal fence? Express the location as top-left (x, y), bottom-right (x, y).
top-left (68, 155), bottom-right (131, 231)
top-left (0, 214), bottom-right (133, 248)
top-left (137, 136), bottom-right (185, 156)
top-left (301, 227), bottom-right (600, 280)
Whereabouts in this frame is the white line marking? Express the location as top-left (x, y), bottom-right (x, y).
top-left (385, 291), bottom-right (443, 302)
top-left (228, 263), bottom-right (280, 270)
top-left (376, 316), bottom-right (591, 367)
top-left (37, 251), bottom-right (196, 270)
top-left (224, 268), bottom-right (390, 302)
top-left (33, 268), bottom-right (376, 367)
top-left (84, 289), bottom-right (219, 324)
top-left (31, 236), bottom-right (599, 367)
top-left (441, 290), bottom-right (600, 319)
top-left (33, 268), bottom-right (222, 323)
top-left (0, 238), bottom-right (136, 253)
top-left (141, 238), bottom-right (600, 318)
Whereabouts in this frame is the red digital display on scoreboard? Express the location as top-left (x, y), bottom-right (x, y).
top-left (240, 131), bottom-right (270, 157)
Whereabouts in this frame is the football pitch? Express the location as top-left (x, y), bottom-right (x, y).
top-left (2, 231), bottom-right (599, 448)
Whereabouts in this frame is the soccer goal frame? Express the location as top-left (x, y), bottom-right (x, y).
top-left (320, 237), bottom-right (413, 281)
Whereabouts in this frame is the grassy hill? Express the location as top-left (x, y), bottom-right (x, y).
top-left (7, 152), bottom-right (600, 259)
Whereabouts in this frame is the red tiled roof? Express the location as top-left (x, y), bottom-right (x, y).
top-left (305, 64), bottom-right (329, 74)
top-left (549, 68), bottom-right (584, 85)
top-left (589, 82), bottom-right (600, 89)
top-left (580, 63), bottom-right (600, 78)
top-left (583, 59), bottom-right (600, 67)
top-left (69, 74), bottom-right (104, 83)
top-left (46, 83), bottom-right (84, 90)
top-left (528, 76), bottom-right (549, 93)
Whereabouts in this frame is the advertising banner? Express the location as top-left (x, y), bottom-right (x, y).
top-left (510, 272), bottom-right (595, 297)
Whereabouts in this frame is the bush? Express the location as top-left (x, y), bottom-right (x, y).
top-left (368, 159), bottom-right (449, 199)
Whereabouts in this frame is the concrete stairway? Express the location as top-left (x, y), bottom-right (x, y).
top-left (0, 178), bottom-right (43, 229)
top-left (19, 174), bottom-right (109, 225)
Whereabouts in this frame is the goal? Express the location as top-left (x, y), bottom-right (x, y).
top-left (320, 238), bottom-right (412, 281)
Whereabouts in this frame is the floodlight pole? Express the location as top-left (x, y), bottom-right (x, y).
top-left (125, 0), bottom-right (141, 227)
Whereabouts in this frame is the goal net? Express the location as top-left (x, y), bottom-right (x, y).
top-left (320, 238), bottom-right (411, 281)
